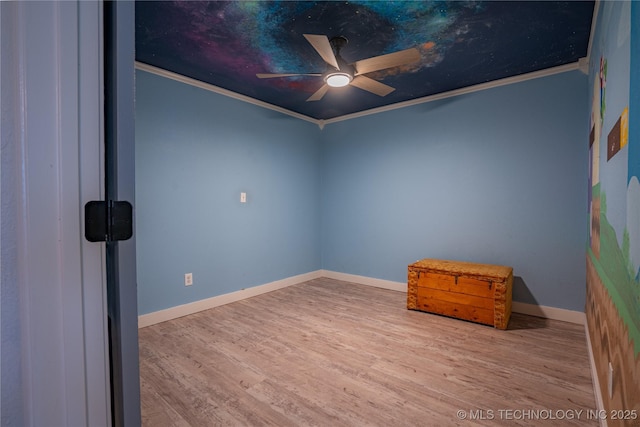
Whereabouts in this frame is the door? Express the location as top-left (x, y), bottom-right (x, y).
top-left (0, 1), bottom-right (137, 425)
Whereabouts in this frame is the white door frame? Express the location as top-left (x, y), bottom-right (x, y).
top-left (103, 1), bottom-right (141, 425)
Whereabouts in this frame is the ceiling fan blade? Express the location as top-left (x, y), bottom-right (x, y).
top-left (306, 84), bottom-right (330, 102)
top-left (303, 34), bottom-right (340, 70)
top-left (350, 75), bottom-right (395, 97)
top-left (353, 48), bottom-right (420, 75)
top-left (256, 73), bottom-right (322, 79)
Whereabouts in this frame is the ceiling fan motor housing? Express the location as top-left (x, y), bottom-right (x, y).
top-left (325, 35), bottom-right (354, 86)
top-left (329, 36), bottom-right (348, 52)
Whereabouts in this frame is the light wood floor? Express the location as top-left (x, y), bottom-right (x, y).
top-left (139, 278), bottom-right (597, 426)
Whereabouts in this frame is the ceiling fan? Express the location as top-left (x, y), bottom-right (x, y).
top-left (257, 34), bottom-right (421, 102)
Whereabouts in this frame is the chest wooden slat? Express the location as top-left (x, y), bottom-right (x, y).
top-left (408, 259), bottom-right (513, 329)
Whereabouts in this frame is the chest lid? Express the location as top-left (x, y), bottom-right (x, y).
top-left (409, 258), bottom-right (512, 281)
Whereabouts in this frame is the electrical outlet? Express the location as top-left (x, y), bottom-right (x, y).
top-left (240, 192), bottom-right (247, 203)
top-left (185, 273), bottom-right (193, 286)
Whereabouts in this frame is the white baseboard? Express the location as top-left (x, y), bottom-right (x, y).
top-left (319, 270), bottom-right (407, 292)
top-left (511, 301), bottom-right (586, 324)
top-left (138, 270), bottom-right (323, 328)
top-left (139, 269), bottom-right (586, 327)
top-left (320, 270), bottom-right (585, 325)
top-left (584, 320), bottom-right (608, 427)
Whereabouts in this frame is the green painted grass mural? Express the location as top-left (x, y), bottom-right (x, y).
top-left (588, 192), bottom-right (640, 355)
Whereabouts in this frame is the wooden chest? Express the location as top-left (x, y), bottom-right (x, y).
top-left (407, 259), bottom-right (513, 329)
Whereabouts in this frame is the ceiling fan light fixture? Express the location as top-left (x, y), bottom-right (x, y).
top-left (325, 72), bottom-right (352, 87)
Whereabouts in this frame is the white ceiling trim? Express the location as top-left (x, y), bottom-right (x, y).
top-left (136, 60), bottom-right (582, 129)
top-left (586, 1), bottom-right (600, 68)
top-left (323, 61), bottom-right (581, 126)
top-left (135, 62), bottom-right (319, 126)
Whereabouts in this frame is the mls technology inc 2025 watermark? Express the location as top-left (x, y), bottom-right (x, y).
top-left (456, 408), bottom-right (638, 422)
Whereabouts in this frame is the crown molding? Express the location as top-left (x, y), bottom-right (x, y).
top-left (586, 0), bottom-right (600, 68)
top-left (323, 61), bottom-right (581, 125)
top-left (135, 61), bottom-right (321, 126)
top-left (136, 60), bottom-right (582, 129)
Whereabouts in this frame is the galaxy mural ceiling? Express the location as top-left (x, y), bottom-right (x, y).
top-left (136, 1), bottom-right (595, 121)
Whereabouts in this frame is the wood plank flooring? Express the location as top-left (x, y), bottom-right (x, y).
top-left (139, 278), bottom-right (597, 426)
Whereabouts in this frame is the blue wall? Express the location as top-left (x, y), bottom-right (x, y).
top-left (136, 71), bottom-right (322, 315)
top-left (321, 71), bottom-right (588, 311)
top-left (137, 69), bottom-right (589, 314)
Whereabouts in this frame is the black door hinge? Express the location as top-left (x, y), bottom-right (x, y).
top-left (85, 200), bottom-right (133, 242)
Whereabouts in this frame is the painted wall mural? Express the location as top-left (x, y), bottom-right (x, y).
top-left (586, 1), bottom-right (640, 422)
